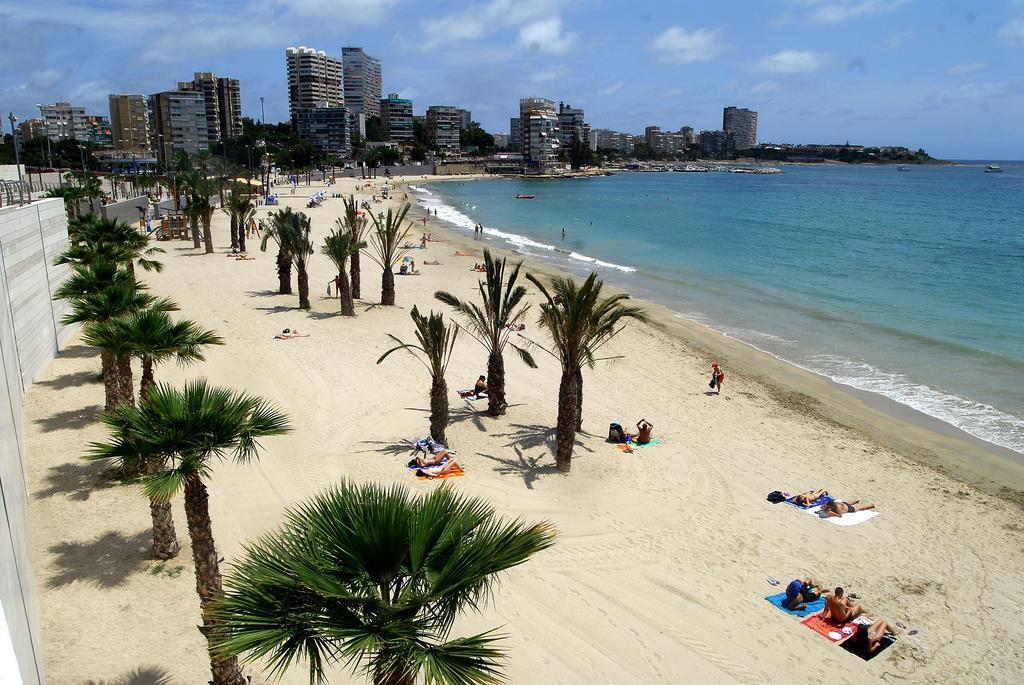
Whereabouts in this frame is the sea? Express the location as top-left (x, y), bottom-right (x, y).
top-left (409, 163), bottom-right (1024, 456)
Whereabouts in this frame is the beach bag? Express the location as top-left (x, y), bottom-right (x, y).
top-left (766, 491), bottom-right (787, 504)
top-left (709, 374), bottom-right (717, 389)
top-left (608, 422), bottom-right (625, 443)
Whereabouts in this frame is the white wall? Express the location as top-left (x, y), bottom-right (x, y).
top-left (0, 197), bottom-right (74, 685)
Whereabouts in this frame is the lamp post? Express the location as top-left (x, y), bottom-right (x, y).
top-left (8, 113), bottom-right (25, 204)
top-left (260, 97), bottom-right (265, 126)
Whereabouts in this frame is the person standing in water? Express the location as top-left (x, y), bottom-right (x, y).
top-left (709, 362), bottom-right (725, 394)
top-left (561, 227), bottom-right (567, 240)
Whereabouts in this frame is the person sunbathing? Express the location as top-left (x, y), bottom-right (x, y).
top-left (823, 587), bottom-right (865, 623)
top-left (474, 375), bottom-right (488, 396)
top-left (454, 251), bottom-right (473, 256)
top-left (791, 488), bottom-right (829, 506)
top-left (418, 455), bottom-right (463, 478)
top-left (852, 617), bottom-right (897, 654)
top-left (274, 328), bottom-right (309, 339)
top-left (784, 577), bottom-right (823, 611)
top-left (822, 499), bottom-right (875, 517)
top-left (634, 419), bottom-right (654, 445)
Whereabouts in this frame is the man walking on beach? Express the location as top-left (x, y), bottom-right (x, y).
top-left (710, 362), bottom-right (725, 394)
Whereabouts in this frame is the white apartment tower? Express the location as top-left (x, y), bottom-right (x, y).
top-left (286, 46), bottom-right (343, 127)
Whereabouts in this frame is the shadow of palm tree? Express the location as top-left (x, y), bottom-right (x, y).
top-left (47, 530), bottom-right (151, 589)
top-left (447, 404), bottom-right (489, 432)
top-left (254, 304), bottom-right (299, 315)
top-left (493, 423), bottom-right (559, 451)
top-left (244, 289), bottom-right (286, 298)
top-left (36, 370), bottom-right (100, 390)
top-left (33, 458), bottom-right (113, 502)
top-left (57, 344), bottom-right (99, 359)
top-left (79, 665), bottom-right (175, 685)
top-left (34, 404), bottom-right (101, 432)
top-left (308, 310), bottom-right (344, 320)
top-left (356, 438), bottom-right (417, 457)
top-left (477, 448), bottom-right (559, 490)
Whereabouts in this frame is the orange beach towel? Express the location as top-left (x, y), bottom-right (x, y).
top-left (801, 613), bottom-right (856, 644)
top-left (415, 465), bottom-right (465, 480)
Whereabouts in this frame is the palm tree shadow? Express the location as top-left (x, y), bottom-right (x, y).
top-left (57, 344), bottom-right (99, 359)
top-left (477, 448), bottom-right (559, 490)
top-left (34, 404), bottom-right (101, 432)
top-left (308, 310), bottom-right (344, 320)
top-left (79, 665), bottom-right (175, 685)
top-left (254, 304), bottom-right (298, 315)
top-left (34, 458), bottom-right (113, 501)
top-left (356, 438), bottom-right (417, 457)
top-left (245, 289), bottom-right (285, 298)
top-left (36, 370), bottom-right (100, 390)
top-left (447, 404), bottom-right (489, 432)
top-left (47, 530), bottom-right (151, 589)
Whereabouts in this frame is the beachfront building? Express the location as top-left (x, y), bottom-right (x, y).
top-left (723, 106), bottom-right (757, 151)
top-left (17, 118), bottom-right (45, 143)
top-left (456, 108), bottom-right (472, 130)
top-left (426, 106), bottom-right (462, 155)
top-left (591, 128), bottom-right (634, 155)
top-left (295, 105), bottom-right (354, 159)
top-left (509, 117), bottom-right (521, 151)
top-left (108, 94), bottom-right (150, 152)
top-left (380, 93), bottom-right (413, 143)
top-left (699, 129), bottom-right (736, 159)
top-left (558, 102), bottom-right (586, 148)
top-left (342, 47), bottom-right (382, 118)
top-left (286, 46), bottom-right (343, 127)
top-left (493, 132), bottom-right (510, 149)
top-left (36, 102), bottom-right (88, 141)
top-left (149, 90), bottom-right (209, 166)
top-left (519, 97), bottom-right (561, 170)
top-left (177, 72), bottom-right (242, 144)
top-left (82, 115), bottom-right (113, 146)
top-left (644, 125), bottom-right (690, 158)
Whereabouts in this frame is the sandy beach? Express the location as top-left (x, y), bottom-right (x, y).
top-left (23, 174), bottom-right (1024, 684)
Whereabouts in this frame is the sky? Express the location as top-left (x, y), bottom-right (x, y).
top-left (1, 0), bottom-right (1023, 159)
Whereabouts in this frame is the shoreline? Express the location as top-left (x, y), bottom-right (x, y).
top-left (406, 178), bottom-right (1024, 504)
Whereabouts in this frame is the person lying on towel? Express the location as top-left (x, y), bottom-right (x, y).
top-left (791, 488), bottom-right (829, 506)
top-left (821, 499), bottom-right (876, 517)
top-left (852, 617), bottom-right (898, 654)
top-left (784, 577), bottom-right (823, 611)
top-left (417, 456), bottom-right (463, 479)
top-left (823, 587), bottom-right (865, 623)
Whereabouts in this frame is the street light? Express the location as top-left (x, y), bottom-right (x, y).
top-left (260, 96), bottom-right (265, 126)
top-left (8, 113), bottom-right (25, 204)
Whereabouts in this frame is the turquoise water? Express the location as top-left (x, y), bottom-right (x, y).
top-left (411, 164), bottom-right (1024, 455)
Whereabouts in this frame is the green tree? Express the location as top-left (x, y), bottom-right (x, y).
top-left (88, 380), bottom-right (291, 685)
top-left (459, 123), bottom-right (495, 151)
top-left (222, 192), bottom-right (256, 253)
top-left (61, 215), bottom-right (164, 277)
top-left (435, 249), bottom-right (536, 418)
top-left (366, 203), bottom-right (412, 306)
top-left (211, 481), bottom-right (556, 685)
top-left (188, 175), bottom-right (218, 254)
top-left (364, 115), bottom-right (386, 142)
top-left (322, 225), bottom-right (365, 316)
top-left (524, 272), bottom-right (648, 471)
top-left (340, 195), bottom-right (369, 299)
top-left (378, 306), bottom-right (459, 444)
top-left (262, 207), bottom-right (312, 307)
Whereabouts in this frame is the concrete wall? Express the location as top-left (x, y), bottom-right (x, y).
top-left (0, 197), bottom-right (74, 685)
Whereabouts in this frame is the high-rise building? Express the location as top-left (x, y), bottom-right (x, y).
top-left (109, 94), bottom-right (150, 151)
top-left (342, 47), bottom-right (382, 118)
top-left (295, 106), bottom-right (353, 158)
top-left (722, 106), bottom-right (757, 151)
top-left (519, 97), bottom-right (561, 169)
top-left (558, 102), bottom-right (586, 149)
top-left (286, 46), bottom-right (343, 127)
top-left (680, 126), bottom-right (695, 146)
top-left (492, 132), bottom-right (510, 149)
top-left (426, 106), bottom-right (462, 154)
top-left (509, 117), bottom-right (521, 151)
top-left (699, 129), bottom-right (735, 159)
top-left (592, 128), bottom-right (634, 154)
top-left (17, 118), bottom-right (45, 142)
top-left (643, 125), bottom-right (689, 157)
top-left (82, 116), bottom-right (113, 146)
top-left (36, 102), bottom-right (88, 141)
top-left (178, 72), bottom-right (242, 143)
top-left (178, 72), bottom-right (221, 142)
top-left (456, 108), bottom-right (472, 130)
top-left (149, 90), bottom-right (209, 165)
top-left (380, 93), bottom-right (413, 143)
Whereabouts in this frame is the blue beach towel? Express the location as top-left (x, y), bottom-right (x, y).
top-left (765, 592), bottom-right (826, 618)
top-left (785, 494), bottom-right (834, 509)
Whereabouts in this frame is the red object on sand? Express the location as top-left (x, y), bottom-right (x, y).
top-left (801, 613), bottom-right (855, 644)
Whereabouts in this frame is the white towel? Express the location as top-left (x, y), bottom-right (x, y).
top-left (806, 505), bottom-right (879, 527)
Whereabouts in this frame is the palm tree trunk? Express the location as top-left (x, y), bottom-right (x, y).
top-left (203, 215), bottom-right (214, 254)
top-left (381, 267), bottom-right (395, 306)
top-left (554, 370), bottom-right (578, 472)
top-left (100, 350), bottom-right (117, 411)
top-left (115, 353), bottom-right (134, 407)
top-left (430, 376), bottom-right (449, 444)
top-left (229, 215), bottom-right (238, 251)
top-left (276, 250), bottom-right (292, 294)
top-left (148, 480), bottom-right (179, 560)
top-left (338, 270), bottom-right (354, 316)
top-left (140, 357), bottom-right (156, 402)
top-left (374, 661), bottom-right (414, 685)
top-left (182, 476), bottom-right (247, 685)
top-left (487, 349), bottom-right (506, 417)
top-left (350, 251), bottom-right (361, 299)
top-left (238, 220), bottom-right (247, 253)
top-left (297, 263), bottom-right (310, 309)
top-left (574, 367), bottom-right (584, 432)
top-left (191, 217), bottom-right (201, 249)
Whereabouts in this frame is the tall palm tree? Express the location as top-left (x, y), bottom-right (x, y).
top-left (211, 481), bottom-right (556, 685)
top-left (87, 381), bottom-right (291, 685)
top-left (260, 208), bottom-right (302, 295)
top-left (321, 226), bottom-right (365, 316)
top-left (366, 203), bottom-right (412, 306)
top-left (524, 272), bottom-right (648, 472)
top-left (177, 168), bottom-right (203, 249)
top-left (222, 192), bottom-right (255, 253)
top-left (61, 215), bottom-right (164, 276)
top-left (289, 213), bottom-right (314, 310)
top-left (436, 249), bottom-right (536, 417)
top-left (189, 175), bottom-right (218, 254)
top-left (340, 194), bottom-right (369, 299)
top-left (377, 306), bottom-right (459, 444)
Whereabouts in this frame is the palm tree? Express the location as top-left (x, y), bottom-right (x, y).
top-left (222, 192), bottom-right (255, 253)
top-left (340, 194), bottom-right (369, 299)
top-left (61, 215), bottom-right (164, 276)
top-left (366, 203), bottom-right (412, 306)
top-left (44, 186), bottom-right (85, 219)
top-left (189, 175), bottom-right (218, 254)
top-left (290, 214), bottom-right (314, 310)
top-left (260, 208), bottom-right (298, 295)
top-left (211, 481), bottom-right (556, 685)
top-left (436, 249), bottom-right (537, 417)
top-left (321, 226), bottom-right (364, 316)
top-left (87, 381), bottom-right (291, 685)
top-left (177, 168), bottom-right (203, 249)
top-left (524, 272), bottom-right (648, 472)
top-left (377, 306), bottom-right (459, 444)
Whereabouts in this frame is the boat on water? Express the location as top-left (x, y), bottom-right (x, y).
top-left (897, 166), bottom-right (909, 171)
top-left (515, 193), bottom-right (536, 199)
top-left (985, 164), bottom-right (1003, 173)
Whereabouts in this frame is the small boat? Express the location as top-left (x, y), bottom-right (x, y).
top-left (515, 193), bottom-right (535, 199)
top-left (985, 164), bottom-right (1003, 173)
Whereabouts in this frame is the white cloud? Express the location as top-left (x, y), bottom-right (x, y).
top-left (650, 26), bottom-right (727, 64)
top-left (751, 50), bottom-right (834, 74)
top-left (598, 81), bottom-right (625, 96)
top-left (751, 80), bottom-right (781, 95)
top-left (803, 0), bottom-right (910, 24)
top-left (419, 0), bottom-right (572, 51)
top-left (947, 62), bottom-right (987, 76)
top-left (528, 65), bottom-right (570, 84)
top-left (518, 18), bottom-right (577, 55)
top-left (885, 30), bottom-right (913, 49)
top-left (998, 18), bottom-right (1024, 46)
top-left (936, 82), bottom-right (1011, 102)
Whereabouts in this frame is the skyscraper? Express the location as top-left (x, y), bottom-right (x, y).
top-left (519, 97), bottom-right (560, 169)
top-left (426, 106), bottom-right (461, 154)
top-left (216, 77), bottom-right (243, 139)
top-left (178, 72), bottom-right (243, 144)
top-left (509, 117), bottom-right (521, 151)
top-left (456, 108), bottom-right (472, 130)
top-left (558, 102), bottom-right (586, 149)
top-left (109, 94), bottom-right (150, 151)
top-left (286, 46), bottom-right (343, 127)
top-left (380, 93), bottom-right (413, 143)
top-left (149, 90), bottom-right (209, 165)
top-left (342, 47), bottom-right (382, 118)
top-left (36, 102), bottom-right (88, 141)
top-left (295, 107), bottom-right (353, 158)
top-left (722, 106), bottom-right (757, 151)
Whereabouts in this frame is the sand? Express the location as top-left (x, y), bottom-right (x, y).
top-left (23, 174), bottom-right (1024, 685)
